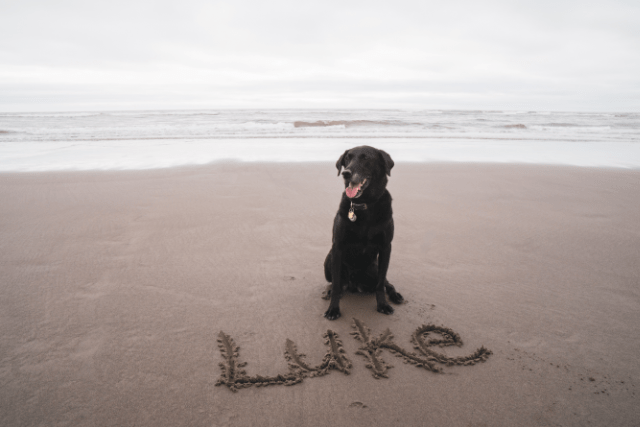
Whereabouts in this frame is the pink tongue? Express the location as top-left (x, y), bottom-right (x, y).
top-left (345, 184), bottom-right (361, 198)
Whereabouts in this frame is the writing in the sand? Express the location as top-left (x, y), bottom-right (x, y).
top-left (215, 318), bottom-right (492, 392)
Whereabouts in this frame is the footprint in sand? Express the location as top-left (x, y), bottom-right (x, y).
top-left (349, 401), bottom-right (368, 409)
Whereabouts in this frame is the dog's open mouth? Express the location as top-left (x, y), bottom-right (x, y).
top-left (345, 178), bottom-right (367, 198)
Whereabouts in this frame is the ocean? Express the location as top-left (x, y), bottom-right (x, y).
top-left (1, 109), bottom-right (639, 171)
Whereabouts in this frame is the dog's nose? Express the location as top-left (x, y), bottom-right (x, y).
top-left (342, 169), bottom-right (352, 179)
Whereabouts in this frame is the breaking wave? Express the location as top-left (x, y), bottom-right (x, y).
top-left (293, 120), bottom-right (413, 128)
top-left (502, 124), bottom-right (527, 129)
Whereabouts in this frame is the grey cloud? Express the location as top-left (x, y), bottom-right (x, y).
top-left (0, 0), bottom-right (638, 111)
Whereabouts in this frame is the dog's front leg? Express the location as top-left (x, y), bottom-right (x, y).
top-left (376, 243), bottom-right (394, 314)
top-left (324, 245), bottom-right (343, 320)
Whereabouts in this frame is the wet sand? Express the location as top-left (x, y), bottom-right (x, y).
top-left (1, 163), bottom-right (639, 426)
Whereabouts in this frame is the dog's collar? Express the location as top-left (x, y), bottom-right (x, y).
top-left (348, 201), bottom-right (367, 222)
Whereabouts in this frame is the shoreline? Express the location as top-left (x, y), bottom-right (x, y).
top-left (1, 162), bottom-right (639, 426)
top-left (2, 158), bottom-right (640, 174)
top-left (2, 139), bottom-right (639, 172)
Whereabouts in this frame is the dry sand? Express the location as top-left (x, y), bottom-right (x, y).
top-left (1, 162), bottom-right (639, 426)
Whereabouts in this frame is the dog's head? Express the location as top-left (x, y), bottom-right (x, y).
top-left (335, 145), bottom-right (394, 201)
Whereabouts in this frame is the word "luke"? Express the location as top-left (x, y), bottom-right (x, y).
top-left (216, 318), bottom-right (492, 392)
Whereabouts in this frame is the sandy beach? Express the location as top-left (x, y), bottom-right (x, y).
top-left (1, 162), bottom-right (639, 426)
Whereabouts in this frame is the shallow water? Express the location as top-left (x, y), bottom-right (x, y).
top-left (1, 109), bottom-right (639, 170)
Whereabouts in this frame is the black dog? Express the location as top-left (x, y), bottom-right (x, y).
top-left (323, 145), bottom-right (403, 320)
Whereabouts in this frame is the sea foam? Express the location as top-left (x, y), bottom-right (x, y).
top-left (1, 109), bottom-right (638, 171)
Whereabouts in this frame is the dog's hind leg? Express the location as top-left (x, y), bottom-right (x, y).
top-left (384, 282), bottom-right (404, 304)
top-left (358, 262), bottom-right (403, 304)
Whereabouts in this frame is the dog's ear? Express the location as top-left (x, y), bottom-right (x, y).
top-left (378, 149), bottom-right (394, 176)
top-left (336, 149), bottom-right (349, 176)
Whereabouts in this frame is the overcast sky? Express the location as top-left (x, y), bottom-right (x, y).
top-left (1, 0), bottom-right (638, 112)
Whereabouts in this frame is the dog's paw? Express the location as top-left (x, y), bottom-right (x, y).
top-left (321, 288), bottom-right (332, 300)
top-left (377, 303), bottom-right (394, 315)
top-left (389, 291), bottom-right (404, 304)
top-left (324, 307), bottom-right (341, 320)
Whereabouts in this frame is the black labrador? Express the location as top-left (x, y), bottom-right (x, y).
top-left (323, 145), bottom-right (403, 320)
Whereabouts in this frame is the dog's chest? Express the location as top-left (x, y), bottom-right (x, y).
top-left (344, 222), bottom-right (385, 248)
